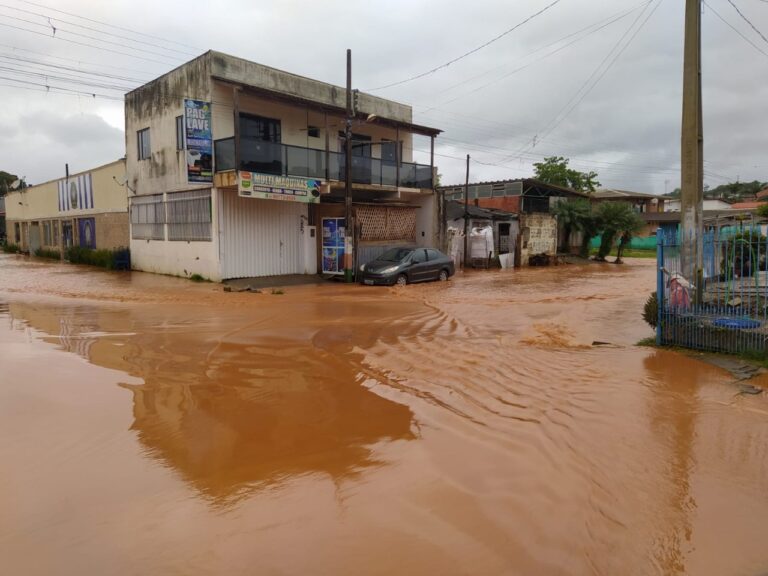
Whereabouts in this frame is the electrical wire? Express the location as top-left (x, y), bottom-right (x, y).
top-left (704, 1), bottom-right (768, 57)
top-left (14, 0), bottom-right (203, 52)
top-left (0, 21), bottom-right (180, 65)
top-left (726, 0), bottom-right (768, 44)
top-left (422, 1), bottom-right (651, 111)
top-left (0, 3), bottom-right (199, 58)
top-left (0, 12), bottom-right (184, 63)
top-left (507, 0), bottom-right (664, 163)
top-left (366, 0), bottom-right (565, 91)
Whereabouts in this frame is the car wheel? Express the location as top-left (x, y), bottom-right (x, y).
top-left (395, 274), bottom-right (407, 286)
top-left (438, 269), bottom-right (449, 282)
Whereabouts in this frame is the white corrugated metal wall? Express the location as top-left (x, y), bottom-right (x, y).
top-left (218, 190), bottom-right (307, 279)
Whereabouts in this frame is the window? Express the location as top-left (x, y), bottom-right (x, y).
top-left (239, 114), bottom-right (281, 174)
top-left (137, 128), bottom-right (151, 160)
top-left (131, 194), bottom-right (165, 240)
top-left (176, 116), bottom-right (184, 150)
top-left (381, 140), bottom-right (401, 163)
top-left (167, 190), bottom-right (212, 241)
top-left (411, 249), bottom-right (427, 263)
top-left (426, 249), bottom-right (441, 261)
top-left (43, 221), bottom-right (52, 246)
top-left (307, 126), bottom-right (320, 138)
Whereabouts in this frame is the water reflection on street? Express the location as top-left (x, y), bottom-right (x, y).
top-left (1, 253), bottom-right (767, 575)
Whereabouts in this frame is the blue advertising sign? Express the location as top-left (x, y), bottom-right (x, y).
top-left (321, 217), bottom-right (345, 274)
top-left (184, 99), bottom-right (213, 183)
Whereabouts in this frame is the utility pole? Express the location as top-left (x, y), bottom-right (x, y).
top-left (344, 48), bottom-right (354, 283)
top-left (680, 0), bottom-right (703, 284)
top-left (463, 154), bottom-right (470, 270)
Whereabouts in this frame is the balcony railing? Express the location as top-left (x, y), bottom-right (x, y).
top-left (213, 137), bottom-right (433, 189)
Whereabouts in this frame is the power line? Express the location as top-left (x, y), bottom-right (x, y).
top-left (508, 0), bottom-right (664, 163)
top-left (0, 11), bottom-right (183, 63)
top-left (0, 3), bottom-right (199, 58)
top-left (725, 0), bottom-right (768, 44)
top-left (704, 1), bottom-right (768, 57)
top-left (366, 0), bottom-right (565, 91)
top-left (422, 1), bottom-right (651, 111)
top-left (0, 53), bottom-right (148, 83)
top-left (0, 42), bottom-right (158, 75)
top-left (0, 75), bottom-right (123, 99)
top-left (0, 21), bottom-right (179, 65)
top-left (13, 0), bottom-right (204, 52)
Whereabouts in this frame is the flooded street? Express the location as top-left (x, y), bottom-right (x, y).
top-left (2, 254), bottom-right (768, 575)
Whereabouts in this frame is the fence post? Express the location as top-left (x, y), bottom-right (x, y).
top-left (656, 227), bottom-right (664, 346)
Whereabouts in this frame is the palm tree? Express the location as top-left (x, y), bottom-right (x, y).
top-left (596, 202), bottom-right (644, 263)
top-left (553, 199), bottom-right (591, 253)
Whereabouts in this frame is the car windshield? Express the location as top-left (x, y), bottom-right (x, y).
top-left (377, 248), bottom-right (413, 262)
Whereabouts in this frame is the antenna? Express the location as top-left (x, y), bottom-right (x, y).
top-left (10, 179), bottom-right (21, 190)
top-left (113, 174), bottom-right (135, 194)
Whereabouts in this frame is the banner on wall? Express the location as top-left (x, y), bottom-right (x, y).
top-left (238, 171), bottom-right (322, 204)
top-left (58, 173), bottom-right (94, 212)
top-left (184, 99), bottom-right (213, 183)
top-left (321, 217), bottom-right (345, 274)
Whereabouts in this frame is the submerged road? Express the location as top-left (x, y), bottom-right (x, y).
top-left (1, 253), bottom-right (767, 575)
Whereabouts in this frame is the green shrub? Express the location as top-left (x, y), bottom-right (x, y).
top-left (189, 273), bottom-right (206, 282)
top-left (65, 246), bottom-right (129, 270)
top-left (34, 247), bottom-right (61, 259)
top-left (2, 243), bottom-right (21, 254)
top-left (643, 292), bottom-right (658, 328)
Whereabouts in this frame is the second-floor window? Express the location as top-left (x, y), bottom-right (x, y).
top-left (137, 128), bottom-right (151, 160)
top-left (176, 116), bottom-right (184, 150)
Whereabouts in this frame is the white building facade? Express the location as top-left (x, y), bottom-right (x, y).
top-left (125, 51), bottom-right (440, 281)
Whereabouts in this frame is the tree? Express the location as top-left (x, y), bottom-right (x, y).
top-left (533, 156), bottom-right (601, 193)
top-left (553, 199), bottom-right (591, 252)
top-left (595, 202), bottom-right (644, 263)
top-left (579, 212), bottom-right (603, 259)
top-left (757, 203), bottom-right (768, 218)
top-left (0, 171), bottom-right (19, 196)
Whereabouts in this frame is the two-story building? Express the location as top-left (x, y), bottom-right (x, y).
top-left (5, 159), bottom-right (129, 254)
top-left (125, 50), bottom-right (441, 281)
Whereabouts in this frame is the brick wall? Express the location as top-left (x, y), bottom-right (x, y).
top-left (94, 213), bottom-right (130, 249)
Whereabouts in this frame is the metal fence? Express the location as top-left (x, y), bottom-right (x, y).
top-left (656, 225), bottom-right (768, 355)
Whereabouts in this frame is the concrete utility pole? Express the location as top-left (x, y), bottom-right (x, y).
top-left (344, 49), bottom-right (354, 283)
top-left (680, 0), bottom-right (704, 281)
top-left (463, 154), bottom-right (470, 269)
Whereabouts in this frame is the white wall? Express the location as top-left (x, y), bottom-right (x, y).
top-left (414, 193), bottom-right (436, 247)
top-left (129, 188), bottom-right (221, 281)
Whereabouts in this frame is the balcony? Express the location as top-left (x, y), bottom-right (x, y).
top-left (214, 137), bottom-right (433, 190)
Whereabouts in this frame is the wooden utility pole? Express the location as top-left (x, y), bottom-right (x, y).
top-left (681, 0), bottom-right (703, 281)
top-left (344, 49), bottom-right (354, 282)
top-left (463, 154), bottom-right (470, 269)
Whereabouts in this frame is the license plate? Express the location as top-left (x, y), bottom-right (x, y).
top-left (363, 279), bottom-right (374, 285)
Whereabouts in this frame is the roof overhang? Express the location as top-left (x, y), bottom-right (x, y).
top-left (213, 77), bottom-right (442, 137)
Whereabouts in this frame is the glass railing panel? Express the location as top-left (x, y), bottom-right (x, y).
top-left (239, 139), bottom-right (283, 175)
top-left (214, 138), bottom-right (235, 172)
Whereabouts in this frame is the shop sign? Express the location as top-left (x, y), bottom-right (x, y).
top-left (184, 99), bottom-right (213, 183)
top-left (238, 171), bottom-right (322, 204)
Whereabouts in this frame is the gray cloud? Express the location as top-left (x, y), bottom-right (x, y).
top-left (0, 0), bottom-right (765, 192)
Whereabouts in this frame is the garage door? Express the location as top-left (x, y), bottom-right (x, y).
top-left (219, 191), bottom-right (307, 279)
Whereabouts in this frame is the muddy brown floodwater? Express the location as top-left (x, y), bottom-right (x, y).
top-left (1, 254), bottom-right (768, 575)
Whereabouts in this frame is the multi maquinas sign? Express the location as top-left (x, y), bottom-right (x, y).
top-left (184, 99), bottom-right (213, 183)
top-left (237, 171), bottom-right (322, 204)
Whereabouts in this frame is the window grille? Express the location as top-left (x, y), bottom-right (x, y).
top-left (167, 190), bottom-right (212, 241)
top-left (131, 194), bottom-right (165, 240)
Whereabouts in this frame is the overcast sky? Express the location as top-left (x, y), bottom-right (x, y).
top-left (0, 0), bottom-right (766, 193)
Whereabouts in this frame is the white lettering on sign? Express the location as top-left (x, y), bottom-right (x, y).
top-left (186, 117), bottom-right (210, 131)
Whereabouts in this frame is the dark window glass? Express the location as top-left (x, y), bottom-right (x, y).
top-left (240, 114), bottom-right (281, 143)
top-left (426, 249), bottom-right (441, 261)
top-left (137, 128), bottom-right (151, 160)
top-left (411, 249), bottom-right (427, 264)
top-left (176, 116), bottom-right (184, 150)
